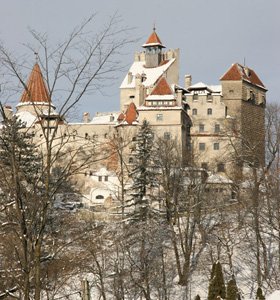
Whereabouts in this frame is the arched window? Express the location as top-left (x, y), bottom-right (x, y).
top-left (96, 195), bottom-right (104, 200)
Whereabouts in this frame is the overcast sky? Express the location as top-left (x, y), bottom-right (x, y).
top-left (0, 0), bottom-right (279, 120)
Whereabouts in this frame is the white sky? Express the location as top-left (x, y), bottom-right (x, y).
top-left (0, 0), bottom-right (279, 120)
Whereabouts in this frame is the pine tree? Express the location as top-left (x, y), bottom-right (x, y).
top-left (226, 276), bottom-right (239, 300)
top-left (128, 119), bottom-right (158, 222)
top-left (208, 261), bottom-right (226, 300)
top-left (256, 287), bottom-right (265, 300)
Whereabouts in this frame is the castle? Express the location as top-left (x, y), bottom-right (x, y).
top-left (6, 28), bottom-right (267, 207)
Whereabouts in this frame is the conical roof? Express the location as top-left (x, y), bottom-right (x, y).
top-left (142, 29), bottom-right (165, 48)
top-left (20, 63), bottom-right (51, 103)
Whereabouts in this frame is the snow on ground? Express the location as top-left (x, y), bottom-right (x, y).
top-left (267, 290), bottom-right (280, 300)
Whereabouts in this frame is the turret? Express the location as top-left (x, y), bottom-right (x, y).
top-left (142, 28), bottom-right (165, 68)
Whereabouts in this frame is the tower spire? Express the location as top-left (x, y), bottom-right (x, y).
top-left (34, 52), bottom-right (39, 63)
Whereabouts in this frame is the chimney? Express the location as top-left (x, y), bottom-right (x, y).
top-left (185, 75), bottom-right (192, 89)
top-left (127, 72), bottom-right (133, 84)
top-left (83, 112), bottom-right (90, 123)
top-left (177, 89), bottom-right (183, 106)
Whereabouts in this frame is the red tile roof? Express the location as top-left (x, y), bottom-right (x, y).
top-left (117, 102), bottom-right (138, 125)
top-left (220, 63), bottom-right (266, 88)
top-left (117, 112), bottom-right (125, 122)
top-left (142, 30), bottom-right (165, 48)
top-left (20, 63), bottom-right (51, 103)
top-left (151, 76), bottom-right (173, 95)
top-left (125, 102), bottom-right (138, 124)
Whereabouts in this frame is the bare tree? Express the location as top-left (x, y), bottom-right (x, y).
top-left (0, 14), bottom-right (134, 299)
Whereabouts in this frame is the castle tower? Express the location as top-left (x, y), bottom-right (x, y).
top-left (220, 63), bottom-right (267, 170)
top-left (120, 29), bottom-right (179, 111)
top-left (16, 63), bottom-right (55, 117)
top-left (142, 27), bottom-right (165, 68)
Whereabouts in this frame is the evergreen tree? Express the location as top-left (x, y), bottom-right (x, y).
top-left (208, 261), bottom-right (226, 300)
top-left (226, 276), bottom-right (240, 300)
top-left (256, 287), bottom-right (265, 300)
top-left (128, 119), bottom-right (158, 222)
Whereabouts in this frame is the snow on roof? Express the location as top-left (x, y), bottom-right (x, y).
top-left (189, 82), bottom-right (209, 89)
top-left (137, 106), bottom-right (182, 111)
top-left (120, 58), bottom-right (176, 89)
top-left (90, 112), bottom-right (119, 125)
top-left (208, 85), bottom-right (222, 93)
top-left (206, 173), bottom-right (233, 184)
top-left (15, 111), bottom-right (37, 127)
top-left (94, 167), bottom-right (116, 177)
top-left (146, 95), bottom-right (176, 101)
top-left (188, 82), bottom-right (222, 94)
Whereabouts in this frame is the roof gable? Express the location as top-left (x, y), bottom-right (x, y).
top-left (20, 63), bottom-right (51, 103)
top-left (150, 76), bottom-right (173, 95)
top-left (220, 63), bottom-right (266, 89)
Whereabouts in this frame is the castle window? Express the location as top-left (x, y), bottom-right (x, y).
top-left (207, 94), bottom-right (213, 101)
top-left (104, 176), bottom-right (108, 182)
top-left (199, 143), bottom-right (205, 151)
top-left (217, 163), bottom-right (225, 172)
top-left (129, 157), bottom-right (133, 164)
top-left (215, 124), bottom-right (220, 133)
top-left (164, 132), bottom-right (171, 140)
top-left (199, 124), bottom-right (205, 132)
top-left (213, 143), bottom-right (220, 150)
top-left (156, 114), bottom-right (163, 121)
top-left (249, 90), bottom-right (255, 101)
top-left (96, 195), bottom-right (104, 200)
top-left (85, 133), bottom-right (88, 139)
top-left (132, 136), bottom-right (137, 142)
top-left (193, 94), bottom-right (198, 101)
top-left (98, 176), bottom-right (102, 182)
top-left (207, 108), bottom-right (212, 115)
top-left (192, 108), bottom-right (197, 115)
